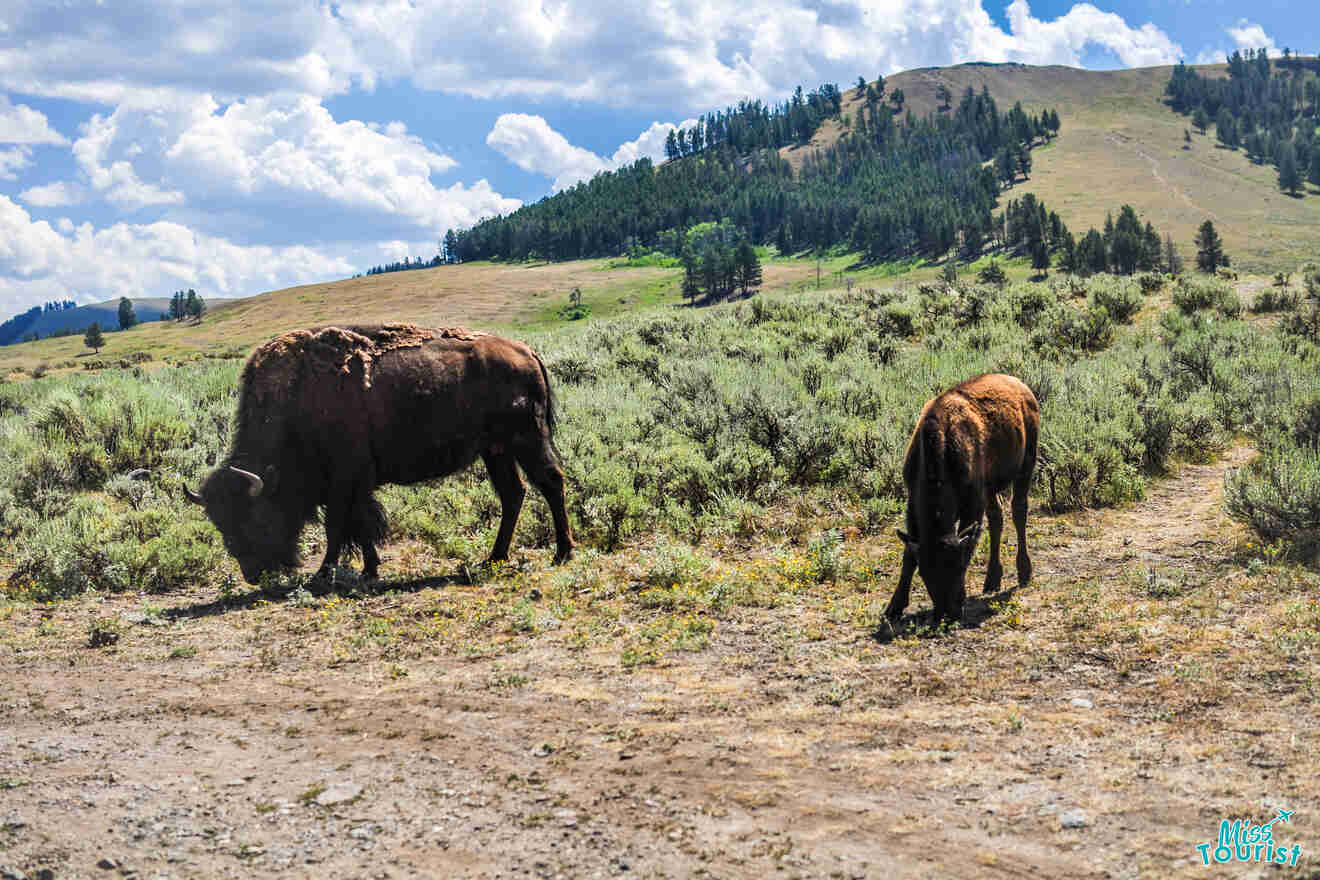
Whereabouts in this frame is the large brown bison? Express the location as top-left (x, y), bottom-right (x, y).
top-left (185, 324), bottom-right (573, 584)
top-left (884, 373), bottom-right (1039, 625)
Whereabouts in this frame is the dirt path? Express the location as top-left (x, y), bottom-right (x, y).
top-left (1104, 131), bottom-right (1214, 222)
top-left (3, 447), bottom-right (1317, 879)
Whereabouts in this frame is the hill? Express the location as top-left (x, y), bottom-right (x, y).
top-left (791, 61), bottom-right (1320, 272)
top-left (0, 298), bottom-right (174, 346)
top-left (27, 298), bottom-right (173, 340)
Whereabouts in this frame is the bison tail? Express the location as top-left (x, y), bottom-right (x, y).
top-left (534, 351), bottom-right (557, 438)
top-left (532, 352), bottom-right (566, 467)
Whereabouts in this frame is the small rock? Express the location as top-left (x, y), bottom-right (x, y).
top-left (349, 826), bottom-right (372, 840)
top-left (1070, 698), bottom-right (1093, 710)
top-left (1060, 810), bottom-right (1088, 829)
top-left (554, 809), bottom-right (578, 828)
top-left (97, 858), bottom-right (119, 870)
top-left (1, 866), bottom-right (27, 880)
top-left (314, 782), bottom-right (363, 807)
top-left (531, 744), bottom-right (553, 757)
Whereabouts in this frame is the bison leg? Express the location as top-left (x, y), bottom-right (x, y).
top-left (984, 492), bottom-right (1004, 594)
top-left (514, 439), bottom-right (574, 564)
top-left (482, 450), bottom-right (526, 563)
top-left (318, 499), bottom-right (349, 582)
top-left (885, 544), bottom-right (917, 622)
top-left (351, 495), bottom-right (387, 581)
top-left (1012, 470), bottom-right (1033, 586)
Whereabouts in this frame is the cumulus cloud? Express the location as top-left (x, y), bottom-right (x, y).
top-left (0, 194), bottom-right (355, 312)
top-left (1194, 19), bottom-right (1280, 65)
top-left (0, 95), bottom-right (67, 144)
top-left (18, 181), bottom-right (85, 207)
top-left (1000, 1), bottom-right (1183, 68)
top-left (488, 115), bottom-right (700, 192)
top-left (1, 1), bottom-right (1184, 112)
top-left (0, 146), bottom-right (32, 180)
top-left (54, 93), bottom-right (516, 240)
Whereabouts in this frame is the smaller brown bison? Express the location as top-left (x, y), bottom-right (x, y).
top-left (885, 373), bottom-right (1039, 625)
top-left (185, 324), bottom-right (573, 584)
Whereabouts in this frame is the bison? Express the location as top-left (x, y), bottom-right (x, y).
top-left (185, 324), bottom-right (574, 584)
top-left (884, 373), bottom-right (1039, 626)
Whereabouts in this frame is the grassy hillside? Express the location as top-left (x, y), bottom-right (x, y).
top-left (793, 61), bottom-right (1320, 273)
top-left (0, 252), bottom-right (1043, 378)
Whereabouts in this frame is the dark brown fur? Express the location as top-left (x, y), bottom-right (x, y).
top-left (187, 324), bottom-right (573, 584)
top-left (885, 373), bottom-right (1039, 625)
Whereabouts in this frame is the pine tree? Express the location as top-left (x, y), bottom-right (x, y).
top-left (185, 289), bottom-right (206, 322)
top-left (1195, 220), bottom-right (1227, 273)
top-left (84, 322), bottom-right (104, 354)
top-left (1311, 148), bottom-right (1320, 189)
top-left (680, 249), bottom-right (701, 303)
top-left (1192, 106), bottom-right (1209, 135)
top-left (734, 241), bottom-right (763, 295)
top-left (117, 297), bottom-right (137, 330)
top-left (1278, 143), bottom-right (1303, 195)
top-left (1162, 232), bottom-right (1183, 275)
top-left (1016, 142), bottom-right (1032, 180)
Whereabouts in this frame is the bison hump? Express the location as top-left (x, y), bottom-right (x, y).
top-left (248, 323), bottom-right (479, 392)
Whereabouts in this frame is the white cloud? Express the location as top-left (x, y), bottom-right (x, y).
top-left (487, 114), bottom-right (612, 192)
top-left (1193, 19), bottom-right (1280, 66)
top-left (0, 194), bottom-right (355, 313)
top-left (1226, 20), bottom-right (1279, 56)
top-left (0, 1), bottom-right (1184, 112)
top-left (0, 95), bottom-right (67, 144)
top-left (1000, 1), bottom-right (1183, 68)
top-left (19, 181), bottom-right (85, 207)
top-left (0, 146), bottom-right (32, 180)
top-left (487, 115), bottom-right (700, 192)
top-left (52, 93), bottom-right (517, 238)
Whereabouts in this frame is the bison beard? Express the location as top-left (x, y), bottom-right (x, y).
top-left (186, 324), bottom-right (574, 584)
top-left (885, 373), bottom-right (1039, 626)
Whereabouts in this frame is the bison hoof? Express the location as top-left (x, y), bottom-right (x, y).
top-left (552, 547), bottom-right (574, 565)
top-left (1017, 559), bottom-right (1033, 585)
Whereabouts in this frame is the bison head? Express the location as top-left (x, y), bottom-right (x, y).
top-left (186, 465), bottom-right (300, 584)
top-left (897, 521), bottom-right (981, 621)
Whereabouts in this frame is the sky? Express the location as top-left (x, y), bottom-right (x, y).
top-left (0, 0), bottom-right (1313, 318)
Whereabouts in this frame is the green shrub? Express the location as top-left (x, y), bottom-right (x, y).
top-left (1172, 277), bottom-right (1234, 314)
top-left (1088, 279), bottom-right (1143, 324)
top-left (1252, 288), bottom-right (1300, 313)
top-left (1226, 443), bottom-right (1320, 551)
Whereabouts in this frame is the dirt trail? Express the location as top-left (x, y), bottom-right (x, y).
top-left (1034, 444), bottom-right (1254, 580)
top-left (3, 446), bottom-right (1317, 879)
top-left (1104, 131), bottom-right (1213, 221)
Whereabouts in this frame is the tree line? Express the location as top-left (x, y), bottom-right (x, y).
top-left (362, 255), bottom-right (445, 276)
top-left (444, 80), bottom-right (1060, 267)
top-left (1165, 50), bottom-right (1320, 195)
top-left (664, 82), bottom-right (844, 160)
top-left (0, 300), bottom-right (78, 345)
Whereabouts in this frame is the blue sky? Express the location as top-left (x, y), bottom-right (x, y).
top-left (0, 0), bottom-right (1312, 318)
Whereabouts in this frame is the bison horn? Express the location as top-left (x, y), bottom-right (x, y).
top-left (184, 486), bottom-right (204, 505)
top-left (125, 468), bottom-right (151, 481)
top-left (228, 466), bottom-right (265, 497)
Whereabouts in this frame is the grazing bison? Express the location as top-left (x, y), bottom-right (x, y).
top-left (885, 373), bottom-right (1039, 625)
top-left (185, 324), bottom-right (573, 584)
